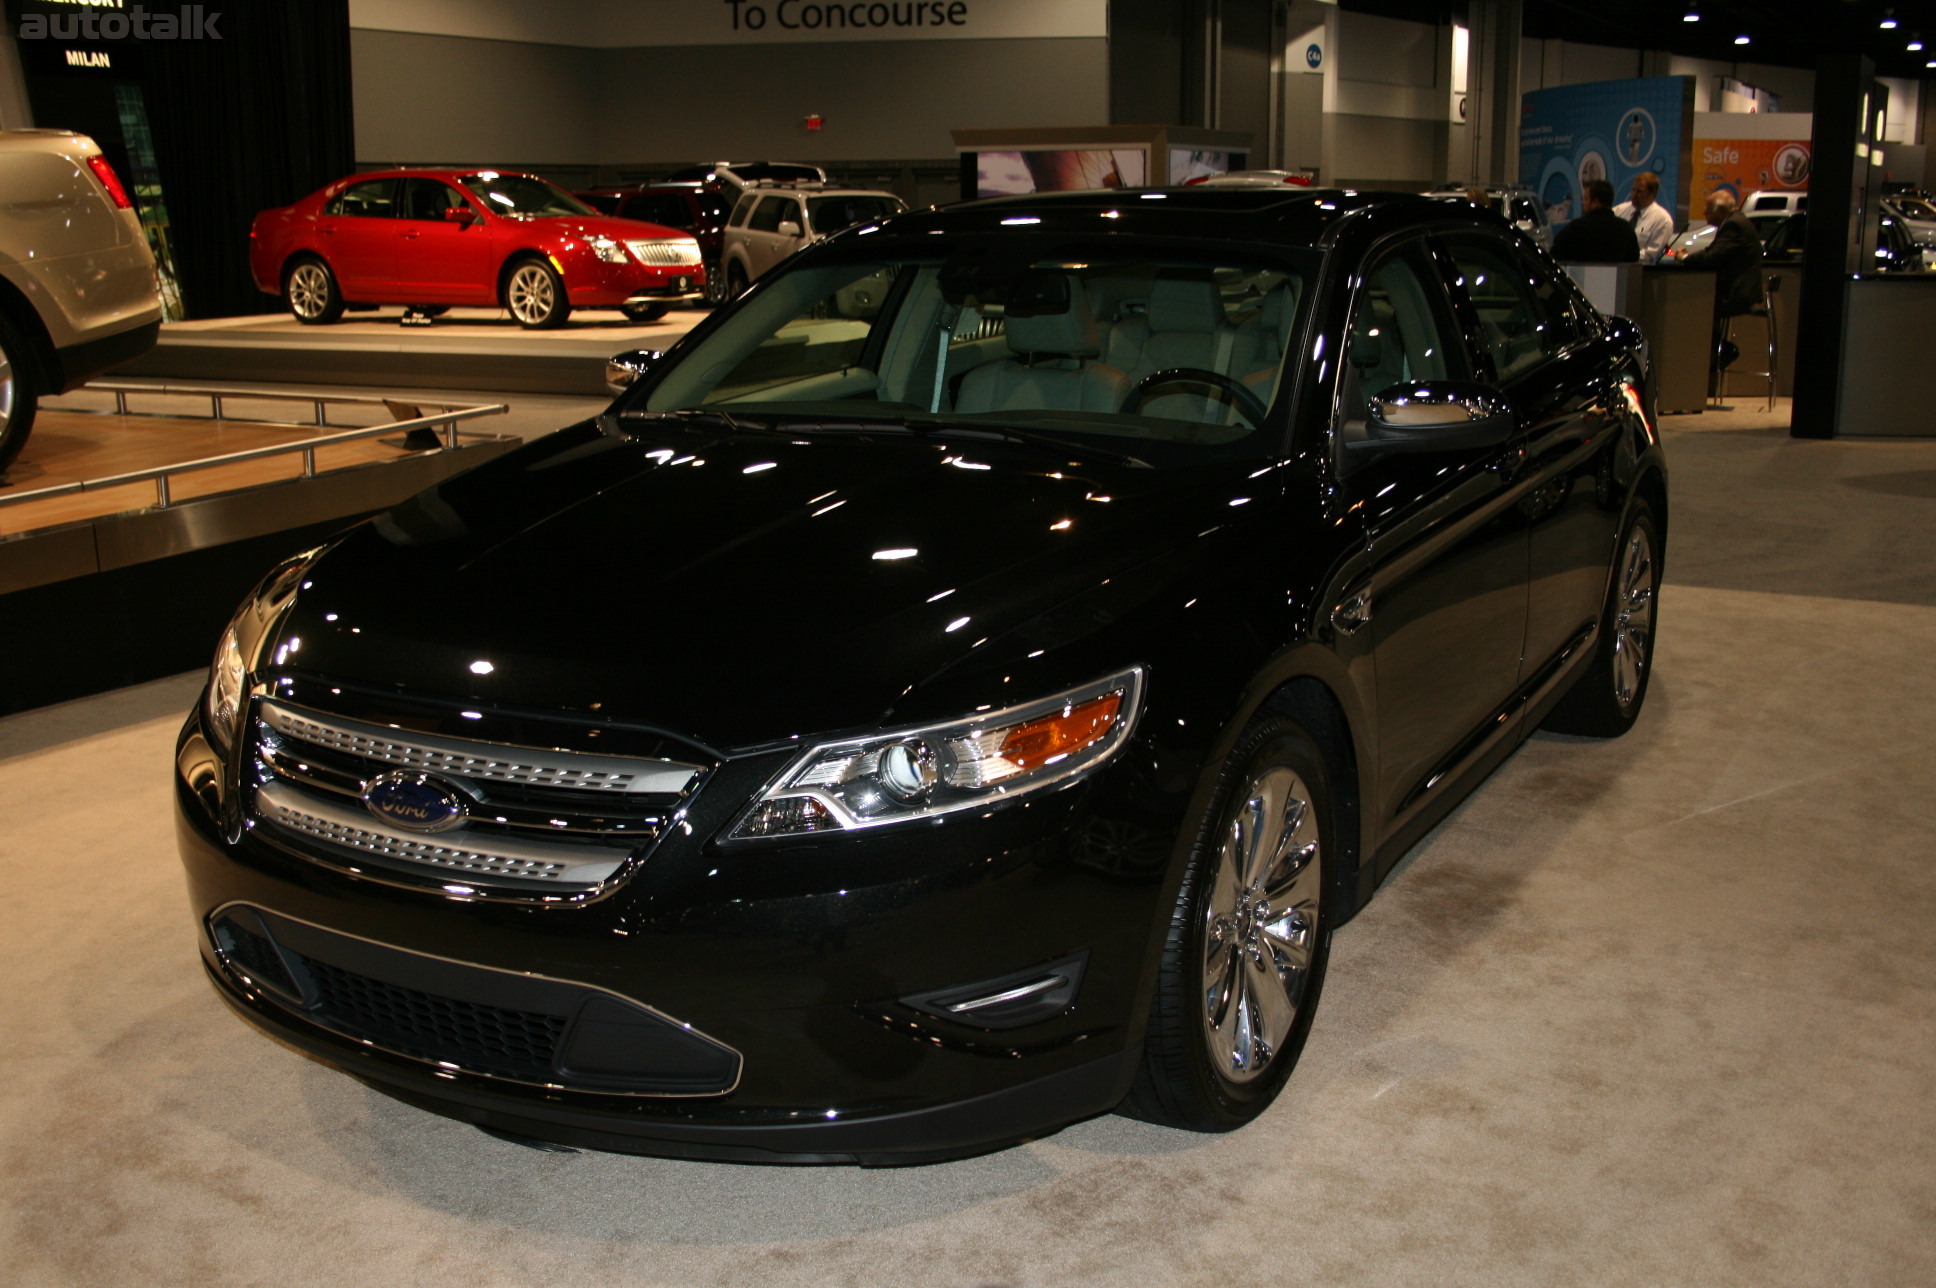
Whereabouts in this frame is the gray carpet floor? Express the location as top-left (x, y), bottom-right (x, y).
top-left (2, 400), bottom-right (1932, 1287)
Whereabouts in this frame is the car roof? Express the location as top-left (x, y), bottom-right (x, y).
top-left (864, 187), bottom-right (1453, 252)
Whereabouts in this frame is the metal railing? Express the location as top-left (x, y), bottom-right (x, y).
top-left (0, 384), bottom-right (510, 512)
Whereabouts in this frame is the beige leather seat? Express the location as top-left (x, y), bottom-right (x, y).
top-left (954, 277), bottom-right (1129, 415)
top-left (1105, 274), bottom-right (1240, 420)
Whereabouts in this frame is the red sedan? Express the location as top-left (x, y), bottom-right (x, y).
top-left (249, 169), bottom-right (706, 328)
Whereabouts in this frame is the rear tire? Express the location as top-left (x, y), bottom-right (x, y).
top-left (1121, 715), bottom-right (1335, 1131)
top-left (1543, 499), bottom-right (1659, 737)
top-left (504, 258), bottom-right (570, 329)
top-left (283, 256), bottom-right (344, 324)
top-left (0, 312), bottom-right (41, 474)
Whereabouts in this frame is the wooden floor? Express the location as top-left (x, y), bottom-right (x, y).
top-left (0, 408), bottom-right (431, 537)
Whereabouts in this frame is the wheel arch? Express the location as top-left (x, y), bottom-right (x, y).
top-left (0, 274), bottom-right (63, 390)
top-left (280, 248), bottom-right (334, 287)
top-left (497, 250), bottom-right (558, 297)
top-left (1254, 674), bottom-right (1369, 921)
top-left (1633, 463), bottom-right (1669, 578)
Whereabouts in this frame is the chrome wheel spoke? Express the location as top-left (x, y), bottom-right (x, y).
top-left (1200, 758), bottom-right (1323, 1085)
top-left (1242, 948), bottom-right (1295, 1065)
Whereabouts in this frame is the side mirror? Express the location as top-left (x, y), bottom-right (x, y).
top-left (605, 348), bottom-right (664, 397)
top-left (444, 205), bottom-right (479, 225)
top-left (1346, 381), bottom-right (1515, 458)
top-left (776, 219), bottom-right (803, 238)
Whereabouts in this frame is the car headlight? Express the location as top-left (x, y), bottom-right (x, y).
top-left (204, 614), bottom-right (248, 753)
top-left (201, 545), bottom-right (325, 755)
top-left (727, 668), bottom-right (1144, 840)
top-left (590, 236), bottom-right (628, 264)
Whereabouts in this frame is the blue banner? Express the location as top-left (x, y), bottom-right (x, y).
top-left (1520, 76), bottom-right (1693, 232)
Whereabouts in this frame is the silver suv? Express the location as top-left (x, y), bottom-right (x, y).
top-left (0, 129), bottom-right (162, 472)
top-left (1423, 185), bottom-right (1553, 250)
top-left (720, 183), bottom-right (906, 295)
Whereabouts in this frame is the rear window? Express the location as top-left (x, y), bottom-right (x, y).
top-left (808, 195), bottom-right (906, 234)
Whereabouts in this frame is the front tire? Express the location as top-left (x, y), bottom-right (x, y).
top-left (1543, 499), bottom-right (1659, 737)
top-left (504, 258), bottom-right (570, 329)
top-left (1122, 716), bottom-right (1334, 1131)
top-left (283, 257), bottom-right (343, 325)
top-left (0, 312), bottom-right (41, 474)
top-left (725, 260), bottom-right (749, 300)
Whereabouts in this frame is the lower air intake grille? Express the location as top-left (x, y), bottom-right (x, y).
top-left (207, 907), bottom-right (744, 1096)
top-left (305, 957), bottom-right (567, 1080)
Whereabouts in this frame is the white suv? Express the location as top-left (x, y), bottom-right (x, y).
top-left (0, 129), bottom-right (162, 472)
top-left (720, 183), bottom-right (906, 295)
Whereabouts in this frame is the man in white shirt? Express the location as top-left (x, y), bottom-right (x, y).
top-left (1615, 172), bottom-right (1676, 264)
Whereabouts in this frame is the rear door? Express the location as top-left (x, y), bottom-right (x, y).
top-left (393, 177), bottom-right (491, 303)
top-left (316, 178), bottom-right (400, 298)
top-left (1437, 230), bottom-right (1624, 691)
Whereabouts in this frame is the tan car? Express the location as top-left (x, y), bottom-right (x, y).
top-left (0, 129), bottom-right (163, 471)
top-left (719, 183), bottom-right (905, 297)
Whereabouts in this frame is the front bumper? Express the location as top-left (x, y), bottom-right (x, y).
top-left (175, 704), bottom-right (1181, 1163)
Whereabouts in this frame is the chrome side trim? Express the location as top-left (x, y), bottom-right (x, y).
top-left (260, 701), bottom-right (701, 795)
top-left (255, 781), bottom-right (630, 886)
top-left (206, 901), bottom-right (744, 1098)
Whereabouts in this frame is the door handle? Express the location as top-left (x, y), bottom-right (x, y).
top-left (1331, 589), bottom-right (1373, 636)
top-left (401, 230), bottom-right (420, 239)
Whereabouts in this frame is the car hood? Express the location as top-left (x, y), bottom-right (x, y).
top-left (274, 421), bottom-right (1252, 750)
top-left (536, 214), bottom-right (693, 243)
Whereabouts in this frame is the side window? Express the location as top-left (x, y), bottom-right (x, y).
top-left (1443, 235), bottom-right (1581, 383)
top-left (748, 196), bottom-right (790, 233)
top-left (326, 178), bottom-right (397, 218)
top-left (401, 178), bottom-right (465, 221)
top-left (728, 193), bottom-right (757, 228)
top-left (1339, 240), bottom-right (1466, 430)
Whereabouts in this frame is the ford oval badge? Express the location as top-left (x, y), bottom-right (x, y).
top-left (363, 771), bottom-right (468, 834)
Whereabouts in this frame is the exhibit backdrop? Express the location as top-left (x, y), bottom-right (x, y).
top-left (1688, 111), bottom-right (1813, 223)
top-left (1520, 75), bottom-right (1695, 231)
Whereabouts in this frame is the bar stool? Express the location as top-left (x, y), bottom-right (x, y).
top-left (1713, 275), bottom-right (1778, 411)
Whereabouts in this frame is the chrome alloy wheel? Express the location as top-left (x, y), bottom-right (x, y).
top-left (287, 263), bottom-right (333, 320)
top-left (1201, 765), bottom-right (1322, 1083)
top-left (0, 343), bottom-right (14, 433)
top-left (1611, 523), bottom-right (1656, 711)
top-left (507, 263), bottom-right (556, 325)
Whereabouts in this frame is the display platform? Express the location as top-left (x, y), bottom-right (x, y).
top-left (0, 385), bottom-right (518, 714)
top-left (119, 306), bottom-right (707, 397)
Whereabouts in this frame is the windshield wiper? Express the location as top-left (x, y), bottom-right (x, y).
top-left (902, 416), bottom-right (1152, 469)
top-left (615, 409), bottom-right (797, 438)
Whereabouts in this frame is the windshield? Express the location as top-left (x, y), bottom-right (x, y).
top-left (1893, 197), bottom-right (1936, 221)
top-left (636, 241), bottom-right (1319, 463)
top-left (461, 173), bottom-right (594, 218)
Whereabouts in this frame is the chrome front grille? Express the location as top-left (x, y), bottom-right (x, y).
top-left (257, 783), bottom-right (626, 884)
top-left (248, 700), bottom-right (706, 896)
top-left (627, 239), bottom-right (702, 266)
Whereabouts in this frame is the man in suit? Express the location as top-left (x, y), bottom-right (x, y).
top-left (1676, 190), bottom-right (1765, 373)
top-left (1552, 179), bottom-right (1641, 263)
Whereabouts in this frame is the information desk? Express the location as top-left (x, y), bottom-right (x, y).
top-left (1836, 275), bottom-right (1936, 436)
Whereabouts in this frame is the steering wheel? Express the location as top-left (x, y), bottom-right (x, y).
top-left (1120, 367), bottom-right (1268, 426)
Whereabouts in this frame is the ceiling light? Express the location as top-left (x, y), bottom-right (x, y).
top-left (1734, 34), bottom-right (1750, 44)
top-left (1910, 35), bottom-right (1924, 50)
top-left (1881, 14), bottom-right (1899, 29)
top-left (1682, 7), bottom-right (1699, 20)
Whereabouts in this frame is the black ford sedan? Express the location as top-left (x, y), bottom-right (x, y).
top-left (176, 188), bottom-right (1666, 1165)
